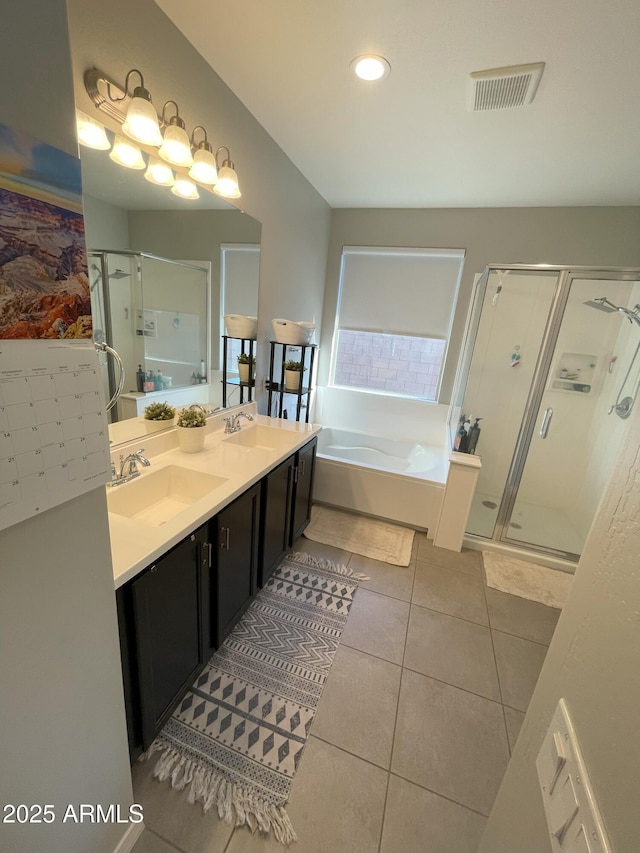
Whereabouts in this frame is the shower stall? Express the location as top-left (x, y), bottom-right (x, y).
top-left (88, 250), bottom-right (209, 422)
top-left (451, 264), bottom-right (640, 568)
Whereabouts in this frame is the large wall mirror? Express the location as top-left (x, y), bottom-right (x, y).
top-left (79, 142), bottom-right (262, 447)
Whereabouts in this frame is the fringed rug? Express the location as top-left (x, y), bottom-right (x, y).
top-left (304, 505), bottom-right (415, 566)
top-left (142, 551), bottom-right (367, 844)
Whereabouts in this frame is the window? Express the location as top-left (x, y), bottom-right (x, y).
top-left (331, 246), bottom-right (465, 401)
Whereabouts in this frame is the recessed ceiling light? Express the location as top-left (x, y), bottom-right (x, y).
top-left (350, 54), bottom-right (391, 82)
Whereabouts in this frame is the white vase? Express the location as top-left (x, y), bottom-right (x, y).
top-left (284, 369), bottom-right (301, 392)
top-left (176, 425), bottom-right (206, 453)
top-left (144, 418), bottom-right (173, 434)
top-left (238, 363), bottom-right (254, 385)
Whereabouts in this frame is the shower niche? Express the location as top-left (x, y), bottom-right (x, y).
top-left (451, 264), bottom-right (640, 565)
top-left (88, 250), bottom-right (209, 422)
top-left (550, 352), bottom-right (597, 393)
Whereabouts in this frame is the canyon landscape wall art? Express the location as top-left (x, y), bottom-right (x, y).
top-left (0, 124), bottom-right (92, 340)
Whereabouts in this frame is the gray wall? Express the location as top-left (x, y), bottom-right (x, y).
top-left (479, 401), bottom-right (640, 853)
top-left (83, 194), bottom-right (130, 251)
top-left (0, 3), bottom-right (133, 852)
top-left (322, 207), bottom-right (640, 400)
top-left (67, 0), bottom-right (331, 414)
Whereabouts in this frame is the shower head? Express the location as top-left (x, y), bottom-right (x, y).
top-left (109, 269), bottom-right (130, 280)
top-left (584, 297), bottom-right (640, 326)
top-left (583, 297), bottom-right (619, 313)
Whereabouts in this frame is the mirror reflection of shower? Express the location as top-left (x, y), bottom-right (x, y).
top-left (584, 296), bottom-right (640, 419)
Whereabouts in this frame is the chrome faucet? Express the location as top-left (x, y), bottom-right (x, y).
top-left (109, 448), bottom-right (151, 486)
top-left (223, 410), bottom-right (254, 434)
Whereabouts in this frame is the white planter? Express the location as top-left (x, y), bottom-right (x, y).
top-left (238, 363), bottom-right (255, 385)
top-left (176, 425), bottom-right (206, 453)
top-left (144, 418), bottom-right (174, 434)
top-left (284, 369), bottom-right (302, 392)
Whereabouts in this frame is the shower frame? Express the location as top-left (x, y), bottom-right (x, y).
top-left (453, 262), bottom-right (640, 565)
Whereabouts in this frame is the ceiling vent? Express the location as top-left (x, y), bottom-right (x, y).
top-left (468, 62), bottom-right (545, 111)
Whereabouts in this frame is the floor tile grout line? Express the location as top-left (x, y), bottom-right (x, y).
top-left (146, 825), bottom-right (191, 853)
top-left (491, 625), bottom-right (552, 649)
top-left (479, 555), bottom-right (512, 752)
top-left (377, 770), bottom-right (392, 853)
top-left (389, 769), bottom-right (492, 820)
top-left (309, 731), bottom-right (393, 775)
top-left (408, 598), bottom-right (491, 630)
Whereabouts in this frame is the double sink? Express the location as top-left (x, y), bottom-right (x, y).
top-left (107, 425), bottom-right (294, 528)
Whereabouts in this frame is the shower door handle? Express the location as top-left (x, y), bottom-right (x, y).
top-left (539, 407), bottom-right (554, 438)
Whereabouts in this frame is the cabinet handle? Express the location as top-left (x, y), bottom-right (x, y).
top-left (207, 542), bottom-right (212, 567)
top-left (220, 527), bottom-right (230, 550)
top-left (293, 465), bottom-right (298, 484)
top-left (299, 459), bottom-right (305, 477)
top-left (539, 407), bottom-right (554, 439)
top-left (150, 565), bottom-right (157, 573)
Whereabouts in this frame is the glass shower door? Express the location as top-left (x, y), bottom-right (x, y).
top-left (500, 273), bottom-right (640, 558)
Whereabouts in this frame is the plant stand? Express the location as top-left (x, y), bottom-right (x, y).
top-left (222, 335), bottom-right (256, 407)
top-left (267, 341), bottom-right (318, 423)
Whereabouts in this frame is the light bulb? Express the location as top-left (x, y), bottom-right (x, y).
top-left (144, 157), bottom-right (174, 186)
top-left (109, 135), bottom-right (145, 169)
top-left (76, 110), bottom-right (110, 150)
top-left (189, 148), bottom-right (218, 184)
top-left (171, 176), bottom-right (199, 199)
top-left (159, 124), bottom-right (194, 168)
top-left (122, 96), bottom-right (163, 147)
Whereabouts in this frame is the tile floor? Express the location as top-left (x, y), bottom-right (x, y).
top-left (131, 526), bottom-right (561, 853)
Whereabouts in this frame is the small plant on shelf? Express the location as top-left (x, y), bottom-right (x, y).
top-left (237, 353), bottom-right (256, 365)
top-left (237, 352), bottom-right (256, 384)
top-left (143, 401), bottom-right (176, 421)
top-left (176, 405), bottom-right (207, 428)
top-left (284, 359), bottom-right (306, 392)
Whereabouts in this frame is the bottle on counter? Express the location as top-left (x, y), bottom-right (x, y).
top-left (454, 414), bottom-right (469, 452)
top-left (156, 370), bottom-right (164, 390)
top-left (136, 364), bottom-right (145, 392)
top-left (467, 418), bottom-right (482, 454)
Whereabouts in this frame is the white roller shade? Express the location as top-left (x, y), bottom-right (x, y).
top-left (339, 246), bottom-right (465, 338)
top-left (222, 244), bottom-right (260, 316)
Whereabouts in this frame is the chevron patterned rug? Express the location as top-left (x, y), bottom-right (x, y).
top-left (143, 551), bottom-right (367, 844)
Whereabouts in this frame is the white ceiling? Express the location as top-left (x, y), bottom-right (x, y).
top-left (155, 0), bottom-right (640, 209)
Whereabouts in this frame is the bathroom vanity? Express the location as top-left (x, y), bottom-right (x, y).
top-left (110, 410), bottom-right (318, 758)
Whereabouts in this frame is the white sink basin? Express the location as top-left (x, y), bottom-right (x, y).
top-left (107, 465), bottom-right (228, 527)
top-left (223, 425), bottom-right (294, 450)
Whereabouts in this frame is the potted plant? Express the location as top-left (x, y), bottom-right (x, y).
top-left (237, 352), bottom-right (256, 385)
top-left (143, 400), bottom-right (176, 432)
top-left (284, 359), bottom-right (306, 392)
top-left (175, 404), bottom-right (208, 453)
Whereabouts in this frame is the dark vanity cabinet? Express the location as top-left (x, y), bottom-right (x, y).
top-left (290, 437), bottom-right (317, 542)
top-left (259, 437), bottom-right (317, 587)
top-left (211, 482), bottom-right (261, 648)
top-left (116, 524), bottom-right (211, 757)
top-left (116, 436), bottom-right (316, 761)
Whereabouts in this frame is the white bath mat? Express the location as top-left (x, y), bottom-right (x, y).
top-left (483, 551), bottom-right (572, 609)
top-left (304, 505), bottom-right (415, 566)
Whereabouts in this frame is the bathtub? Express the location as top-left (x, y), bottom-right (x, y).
top-left (314, 427), bottom-right (448, 532)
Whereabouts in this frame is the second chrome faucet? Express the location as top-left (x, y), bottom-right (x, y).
top-left (223, 411), bottom-right (254, 434)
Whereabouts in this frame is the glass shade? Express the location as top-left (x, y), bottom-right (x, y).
top-left (171, 176), bottom-right (199, 199)
top-left (213, 164), bottom-right (241, 198)
top-left (350, 55), bottom-right (391, 81)
top-left (122, 96), bottom-right (163, 146)
top-left (76, 110), bottom-right (110, 150)
top-left (109, 135), bottom-right (145, 169)
top-left (158, 124), bottom-right (194, 167)
top-left (189, 148), bottom-right (218, 184)
top-left (144, 157), bottom-right (175, 187)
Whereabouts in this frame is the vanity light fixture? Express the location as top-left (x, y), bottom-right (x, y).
top-left (158, 101), bottom-right (194, 168)
top-left (188, 126), bottom-right (218, 185)
top-left (80, 67), bottom-right (242, 201)
top-left (171, 175), bottom-right (200, 200)
top-left (144, 157), bottom-right (175, 187)
top-left (350, 54), bottom-right (391, 81)
top-left (76, 110), bottom-right (111, 150)
top-left (213, 146), bottom-right (241, 198)
top-left (119, 69), bottom-right (164, 147)
top-left (109, 134), bottom-right (146, 169)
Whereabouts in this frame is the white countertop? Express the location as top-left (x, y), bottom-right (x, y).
top-left (108, 408), bottom-right (321, 589)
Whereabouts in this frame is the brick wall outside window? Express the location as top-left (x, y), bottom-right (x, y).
top-left (333, 329), bottom-right (446, 401)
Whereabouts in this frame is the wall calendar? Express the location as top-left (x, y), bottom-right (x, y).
top-left (0, 340), bottom-right (111, 532)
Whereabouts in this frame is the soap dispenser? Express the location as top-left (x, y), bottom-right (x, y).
top-left (467, 418), bottom-right (482, 454)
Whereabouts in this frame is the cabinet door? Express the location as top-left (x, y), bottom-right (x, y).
top-left (214, 483), bottom-right (260, 647)
top-left (259, 456), bottom-right (294, 587)
top-left (132, 527), bottom-right (209, 750)
top-left (290, 437), bottom-right (317, 543)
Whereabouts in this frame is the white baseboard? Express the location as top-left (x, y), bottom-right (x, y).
top-left (112, 821), bottom-right (145, 853)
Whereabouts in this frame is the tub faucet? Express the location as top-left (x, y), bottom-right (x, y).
top-left (109, 448), bottom-right (151, 485)
top-left (224, 411), bottom-right (254, 434)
